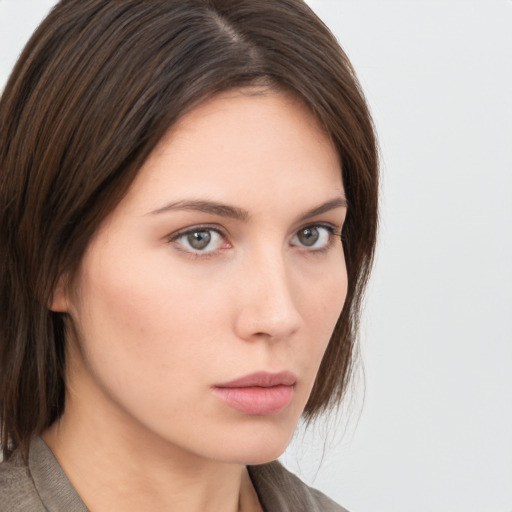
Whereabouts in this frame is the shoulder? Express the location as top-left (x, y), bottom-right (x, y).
top-left (248, 460), bottom-right (349, 512)
top-left (0, 451), bottom-right (46, 512)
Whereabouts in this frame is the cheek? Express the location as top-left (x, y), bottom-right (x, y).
top-left (295, 255), bottom-right (348, 372)
top-left (301, 253), bottom-right (347, 327)
top-left (68, 259), bottom-right (230, 436)
top-left (75, 266), bottom-right (216, 362)
top-left (70, 244), bottom-right (249, 401)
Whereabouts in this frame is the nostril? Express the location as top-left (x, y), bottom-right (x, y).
top-left (233, 295), bottom-right (302, 342)
top-left (232, 256), bottom-right (303, 341)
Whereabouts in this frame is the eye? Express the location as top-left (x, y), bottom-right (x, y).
top-left (291, 224), bottom-right (338, 250)
top-left (169, 226), bottom-right (227, 253)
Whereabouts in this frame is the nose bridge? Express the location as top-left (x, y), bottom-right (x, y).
top-left (234, 243), bottom-right (302, 341)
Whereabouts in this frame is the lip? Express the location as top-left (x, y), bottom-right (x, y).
top-left (212, 371), bottom-right (297, 415)
top-left (216, 371), bottom-right (297, 389)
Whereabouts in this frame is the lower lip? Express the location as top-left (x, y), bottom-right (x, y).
top-left (212, 385), bottom-right (294, 415)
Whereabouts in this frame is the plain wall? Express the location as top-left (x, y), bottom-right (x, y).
top-left (1, 1), bottom-right (511, 511)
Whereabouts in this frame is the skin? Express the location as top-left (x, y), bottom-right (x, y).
top-left (45, 89), bottom-right (348, 512)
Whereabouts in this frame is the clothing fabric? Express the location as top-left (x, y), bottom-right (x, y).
top-left (0, 437), bottom-right (347, 511)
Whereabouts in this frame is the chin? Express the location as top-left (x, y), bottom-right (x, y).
top-left (208, 420), bottom-right (296, 466)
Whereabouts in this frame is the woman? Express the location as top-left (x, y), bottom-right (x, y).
top-left (0, 0), bottom-right (378, 510)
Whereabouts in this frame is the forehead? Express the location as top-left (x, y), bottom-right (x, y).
top-left (118, 88), bottom-right (343, 216)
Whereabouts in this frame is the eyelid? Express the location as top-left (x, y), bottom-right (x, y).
top-left (167, 223), bottom-right (224, 241)
top-left (295, 221), bottom-right (342, 237)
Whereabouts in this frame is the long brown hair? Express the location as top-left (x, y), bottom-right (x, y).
top-left (0, 0), bottom-right (378, 460)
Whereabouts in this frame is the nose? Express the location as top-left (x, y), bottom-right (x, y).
top-left (233, 251), bottom-right (303, 342)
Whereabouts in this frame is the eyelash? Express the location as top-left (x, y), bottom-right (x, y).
top-left (167, 223), bottom-right (342, 258)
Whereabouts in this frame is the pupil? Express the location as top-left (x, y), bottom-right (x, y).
top-left (299, 227), bottom-right (319, 246)
top-left (188, 230), bottom-right (211, 250)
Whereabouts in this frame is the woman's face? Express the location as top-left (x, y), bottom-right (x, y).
top-left (56, 89), bottom-right (347, 465)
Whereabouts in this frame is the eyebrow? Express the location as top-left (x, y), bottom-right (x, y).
top-left (149, 196), bottom-right (347, 222)
top-left (150, 200), bottom-right (250, 221)
top-left (296, 197), bottom-right (348, 222)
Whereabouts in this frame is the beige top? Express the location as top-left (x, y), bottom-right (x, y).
top-left (0, 437), bottom-right (347, 511)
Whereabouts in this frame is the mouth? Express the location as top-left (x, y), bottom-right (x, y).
top-left (212, 371), bottom-right (297, 415)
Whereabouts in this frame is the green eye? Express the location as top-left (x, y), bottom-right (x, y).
top-left (187, 230), bottom-right (211, 250)
top-left (291, 225), bottom-right (335, 249)
top-left (297, 227), bottom-right (320, 246)
top-left (172, 227), bottom-right (224, 253)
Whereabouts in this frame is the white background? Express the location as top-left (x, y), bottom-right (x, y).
top-left (1, 1), bottom-right (511, 511)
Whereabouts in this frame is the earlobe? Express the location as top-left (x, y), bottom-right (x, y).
top-left (49, 277), bottom-right (69, 313)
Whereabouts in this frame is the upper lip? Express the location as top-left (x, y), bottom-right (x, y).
top-left (215, 371), bottom-right (297, 388)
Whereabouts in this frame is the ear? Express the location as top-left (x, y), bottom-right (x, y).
top-left (49, 276), bottom-right (70, 313)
